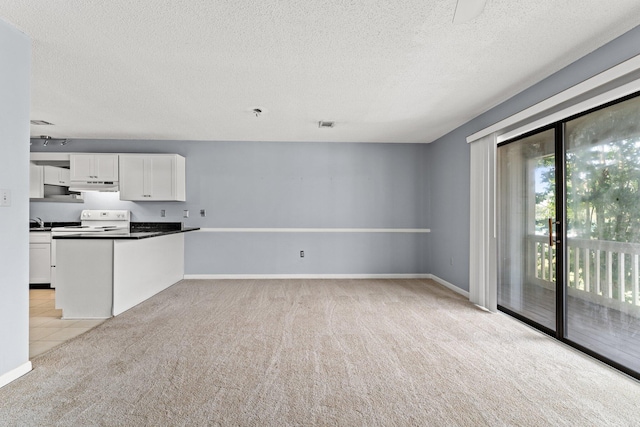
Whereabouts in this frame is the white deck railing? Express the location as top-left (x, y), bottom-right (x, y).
top-left (528, 235), bottom-right (640, 313)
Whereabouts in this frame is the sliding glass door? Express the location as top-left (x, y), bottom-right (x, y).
top-left (564, 95), bottom-right (640, 373)
top-left (498, 93), bottom-right (640, 378)
top-left (498, 128), bottom-right (559, 332)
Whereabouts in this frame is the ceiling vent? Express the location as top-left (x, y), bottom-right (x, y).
top-left (318, 121), bottom-right (335, 128)
top-left (30, 120), bottom-right (54, 125)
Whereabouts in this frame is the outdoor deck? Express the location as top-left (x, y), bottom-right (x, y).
top-left (500, 281), bottom-right (640, 374)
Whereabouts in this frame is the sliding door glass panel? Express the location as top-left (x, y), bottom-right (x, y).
top-left (498, 129), bottom-right (556, 331)
top-left (565, 95), bottom-right (640, 372)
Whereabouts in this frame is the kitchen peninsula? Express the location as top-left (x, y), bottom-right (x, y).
top-left (54, 223), bottom-right (198, 319)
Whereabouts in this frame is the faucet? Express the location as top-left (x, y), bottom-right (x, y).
top-left (30, 217), bottom-right (44, 228)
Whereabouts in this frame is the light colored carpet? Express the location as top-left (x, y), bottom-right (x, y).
top-left (1, 279), bottom-right (639, 426)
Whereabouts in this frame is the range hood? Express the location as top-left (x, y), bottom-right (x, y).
top-left (68, 181), bottom-right (119, 192)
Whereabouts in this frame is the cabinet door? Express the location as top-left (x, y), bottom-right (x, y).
top-left (43, 166), bottom-right (57, 185)
top-left (44, 166), bottom-right (71, 186)
top-left (30, 163), bottom-right (44, 198)
top-left (119, 154), bottom-right (185, 201)
top-left (95, 154), bottom-right (119, 181)
top-left (58, 167), bottom-right (70, 185)
top-left (147, 156), bottom-right (175, 200)
top-left (70, 154), bottom-right (95, 180)
top-left (70, 154), bottom-right (119, 181)
top-left (29, 243), bottom-right (51, 284)
top-left (118, 155), bottom-right (146, 200)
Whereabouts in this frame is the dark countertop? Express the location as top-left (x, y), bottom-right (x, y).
top-left (29, 221), bottom-right (80, 232)
top-left (45, 221), bottom-right (199, 239)
top-left (53, 227), bottom-right (199, 240)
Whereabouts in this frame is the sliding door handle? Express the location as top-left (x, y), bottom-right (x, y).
top-left (548, 218), bottom-right (554, 247)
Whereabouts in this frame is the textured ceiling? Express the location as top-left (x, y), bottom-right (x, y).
top-left (1, 1), bottom-right (640, 143)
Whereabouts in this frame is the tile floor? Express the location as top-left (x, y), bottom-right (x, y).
top-left (29, 289), bottom-right (104, 358)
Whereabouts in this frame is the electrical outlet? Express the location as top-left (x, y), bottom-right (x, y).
top-left (300, 250), bottom-right (304, 258)
top-left (0, 189), bottom-right (10, 207)
top-left (160, 209), bottom-right (166, 217)
top-left (183, 210), bottom-right (189, 218)
top-left (200, 209), bottom-right (206, 217)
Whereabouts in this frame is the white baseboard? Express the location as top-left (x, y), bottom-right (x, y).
top-left (427, 274), bottom-right (470, 298)
top-left (184, 274), bottom-right (433, 280)
top-left (196, 228), bottom-right (431, 233)
top-left (0, 361), bottom-right (32, 389)
top-left (184, 273), bottom-right (469, 298)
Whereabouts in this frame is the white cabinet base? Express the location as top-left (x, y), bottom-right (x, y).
top-left (56, 240), bottom-right (113, 319)
top-left (29, 232), bottom-right (52, 285)
top-left (55, 234), bottom-right (185, 319)
top-left (113, 234), bottom-right (184, 315)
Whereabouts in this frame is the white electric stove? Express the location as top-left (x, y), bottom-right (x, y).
top-left (52, 210), bottom-right (131, 235)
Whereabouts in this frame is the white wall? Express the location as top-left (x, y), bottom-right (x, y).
top-left (0, 19), bottom-right (31, 387)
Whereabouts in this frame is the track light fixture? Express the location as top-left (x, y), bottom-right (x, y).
top-left (32, 135), bottom-right (70, 146)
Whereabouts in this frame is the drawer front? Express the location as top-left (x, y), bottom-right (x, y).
top-left (29, 232), bottom-right (51, 244)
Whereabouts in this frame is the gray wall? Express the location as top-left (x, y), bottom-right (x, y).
top-left (0, 20), bottom-right (31, 381)
top-left (429, 24), bottom-right (640, 292)
top-left (31, 140), bottom-right (432, 275)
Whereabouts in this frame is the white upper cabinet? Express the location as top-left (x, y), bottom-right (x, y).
top-left (43, 165), bottom-right (70, 186)
top-left (70, 154), bottom-right (119, 181)
top-left (119, 154), bottom-right (186, 201)
top-left (30, 162), bottom-right (44, 198)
